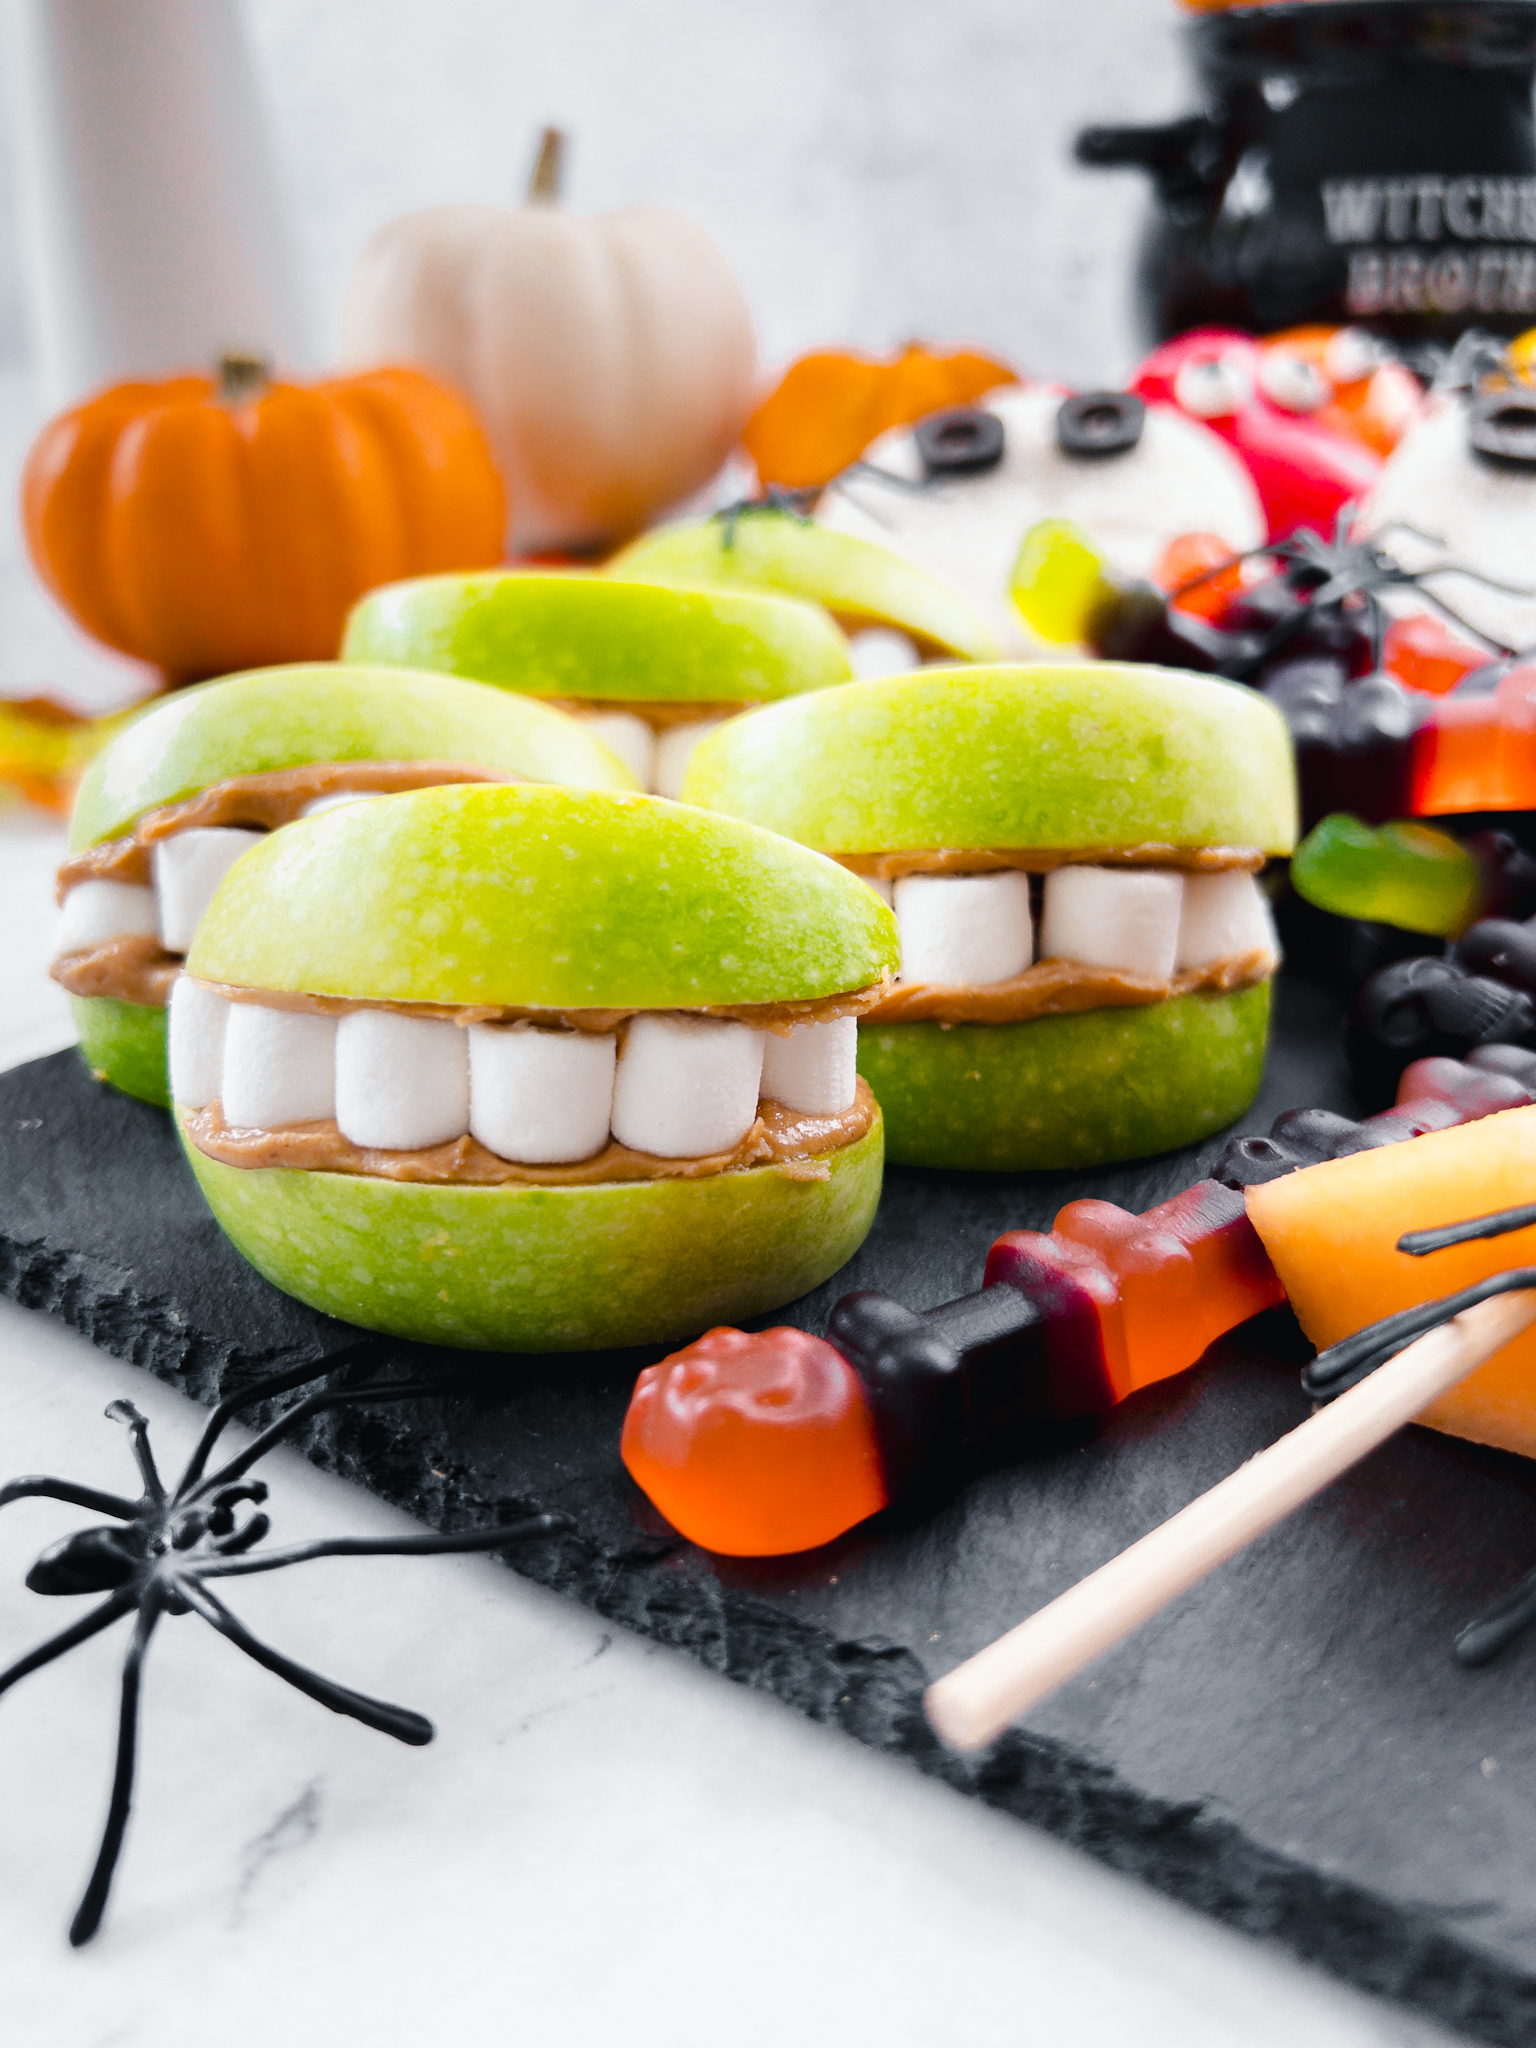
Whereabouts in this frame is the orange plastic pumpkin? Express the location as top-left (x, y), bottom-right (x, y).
top-left (743, 341), bottom-right (1020, 491)
top-left (21, 358), bottom-right (505, 683)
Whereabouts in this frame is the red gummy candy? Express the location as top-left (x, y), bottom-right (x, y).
top-left (1383, 613), bottom-right (1490, 698)
top-left (1410, 664), bottom-right (1536, 815)
top-left (621, 1324), bottom-right (886, 1556)
top-left (1395, 1056), bottom-right (1535, 1121)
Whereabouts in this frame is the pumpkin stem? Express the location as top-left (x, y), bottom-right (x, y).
top-left (527, 126), bottom-right (565, 205)
top-left (217, 354), bottom-right (270, 405)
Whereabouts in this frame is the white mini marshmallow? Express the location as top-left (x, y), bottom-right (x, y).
top-left (610, 1014), bottom-right (765, 1158)
top-left (300, 790), bottom-right (389, 819)
top-left (761, 1015), bottom-right (858, 1115)
top-left (1039, 866), bottom-right (1183, 981)
top-left (893, 870), bottom-right (1033, 987)
top-left (153, 827), bottom-right (264, 952)
top-left (847, 626), bottom-right (922, 679)
top-left (221, 1005), bottom-right (337, 1128)
top-left (55, 880), bottom-right (158, 953)
top-left (166, 977), bottom-right (230, 1108)
top-left (468, 1024), bottom-right (616, 1164)
top-left (334, 1011), bottom-right (469, 1150)
top-left (653, 719), bottom-right (726, 801)
top-left (1176, 870), bottom-right (1278, 970)
top-left (582, 711), bottom-right (656, 790)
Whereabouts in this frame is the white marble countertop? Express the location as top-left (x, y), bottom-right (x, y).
top-left (0, 833), bottom-right (1469, 2046)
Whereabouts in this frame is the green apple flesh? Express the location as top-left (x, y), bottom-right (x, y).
top-left (70, 662), bottom-right (638, 854)
top-left (858, 984), bottom-right (1270, 1170)
top-left (72, 996), bottom-right (170, 1108)
top-left (683, 664), bottom-right (1298, 855)
top-left (182, 1113), bottom-right (884, 1351)
top-left (340, 572), bottom-right (852, 705)
top-left (609, 511), bottom-right (999, 663)
top-left (189, 784), bottom-right (899, 1009)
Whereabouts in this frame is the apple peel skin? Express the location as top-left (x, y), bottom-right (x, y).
top-left (179, 1110), bottom-right (884, 1351)
top-left (69, 662), bottom-right (639, 854)
top-left (71, 995), bottom-right (171, 1109)
top-left (608, 515), bottom-right (999, 665)
top-left (339, 572), bottom-right (854, 708)
top-left (682, 664), bottom-right (1298, 859)
top-left (187, 785), bottom-right (899, 1014)
top-left (856, 982), bottom-right (1271, 1172)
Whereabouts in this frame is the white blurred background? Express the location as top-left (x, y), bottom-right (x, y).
top-left (0, 0), bottom-right (1189, 705)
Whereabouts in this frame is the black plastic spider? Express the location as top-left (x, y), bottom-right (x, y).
top-left (1301, 1202), bottom-right (1536, 1672)
top-left (1163, 507), bottom-right (1536, 682)
top-left (0, 1339), bottom-right (569, 1946)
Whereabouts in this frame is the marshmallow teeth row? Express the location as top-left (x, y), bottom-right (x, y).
top-left (55, 797), bottom-right (387, 960)
top-left (579, 714), bottom-right (727, 800)
top-left (876, 865), bottom-right (1276, 987)
top-left (170, 982), bottom-right (859, 1165)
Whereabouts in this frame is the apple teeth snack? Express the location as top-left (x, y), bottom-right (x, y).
top-left (606, 506), bottom-right (999, 676)
top-left (815, 385), bottom-right (1264, 659)
top-left (340, 567), bottom-right (853, 799)
top-left (682, 662), bottom-right (1297, 1170)
top-left (54, 663), bottom-right (638, 1109)
top-left (173, 783), bottom-right (898, 1351)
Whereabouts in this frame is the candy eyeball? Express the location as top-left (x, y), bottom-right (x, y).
top-left (1173, 352), bottom-right (1253, 420)
top-left (1324, 327), bottom-right (1390, 386)
top-left (1258, 352), bottom-right (1330, 416)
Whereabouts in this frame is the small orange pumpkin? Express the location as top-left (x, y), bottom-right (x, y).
top-left (743, 341), bottom-right (1019, 491)
top-left (21, 358), bottom-right (505, 683)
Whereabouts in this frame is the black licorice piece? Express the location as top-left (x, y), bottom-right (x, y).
top-left (826, 1285), bottom-right (1058, 1499)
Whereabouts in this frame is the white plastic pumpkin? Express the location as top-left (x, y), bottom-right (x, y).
top-left (340, 131), bottom-right (758, 553)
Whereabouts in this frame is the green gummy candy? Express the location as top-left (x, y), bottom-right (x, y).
top-left (1009, 519), bottom-right (1116, 644)
top-left (1290, 813), bottom-right (1481, 937)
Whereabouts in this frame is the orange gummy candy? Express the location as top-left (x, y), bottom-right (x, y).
top-left (621, 1325), bottom-right (887, 1557)
top-left (1411, 664), bottom-right (1536, 815)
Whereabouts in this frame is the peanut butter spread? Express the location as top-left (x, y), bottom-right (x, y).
top-left (836, 844), bottom-right (1265, 881)
top-left (56, 760), bottom-right (512, 896)
top-left (865, 947), bottom-right (1276, 1026)
top-left (53, 935), bottom-right (179, 1007)
top-left (185, 979), bottom-right (894, 1033)
top-left (183, 1076), bottom-right (878, 1187)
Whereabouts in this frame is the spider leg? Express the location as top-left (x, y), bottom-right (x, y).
top-left (176, 1340), bottom-right (388, 1498)
top-left (188, 1378), bottom-right (460, 1502)
top-left (104, 1402), bottom-right (167, 1507)
top-left (0, 1477), bottom-right (138, 1518)
top-left (177, 1578), bottom-right (432, 1745)
top-left (68, 1592), bottom-right (162, 1946)
top-left (1302, 1268), bottom-right (1536, 1398)
top-left (1455, 1559), bottom-right (1536, 1666)
top-left (0, 1590), bottom-right (134, 1701)
top-left (195, 1512), bottom-right (572, 1580)
top-left (1399, 1204), bottom-right (1536, 1255)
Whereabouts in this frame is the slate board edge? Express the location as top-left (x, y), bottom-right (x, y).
top-left (0, 1223), bottom-right (1528, 2044)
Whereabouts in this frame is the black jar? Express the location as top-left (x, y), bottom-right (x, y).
top-left (1078, 1), bottom-right (1536, 343)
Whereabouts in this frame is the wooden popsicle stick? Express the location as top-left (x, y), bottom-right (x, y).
top-left (925, 1289), bottom-right (1536, 1753)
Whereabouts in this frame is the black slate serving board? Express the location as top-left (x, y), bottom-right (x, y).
top-left (5, 979), bottom-right (1536, 2042)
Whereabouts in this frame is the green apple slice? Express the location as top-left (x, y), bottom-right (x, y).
top-left (856, 984), bottom-right (1270, 1170)
top-left (66, 663), bottom-right (641, 1111)
top-left (682, 663), bottom-right (1298, 855)
top-left (70, 660), bottom-right (638, 853)
top-left (182, 1113), bottom-right (883, 1351)
top-left (609, 510), bottom-right (999, 663)
top-left (340, 570), bottom-right (852, 704)
top-left (189, 783), bottom-right (898, 1009)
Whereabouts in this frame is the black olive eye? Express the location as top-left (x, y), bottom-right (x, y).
top-left (1469, 388), bottom-right (1536, 469)
top-left (1056, 390), bottom-right (1146, 459)
top-left (913, 405), bottom-right (1005, 478)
